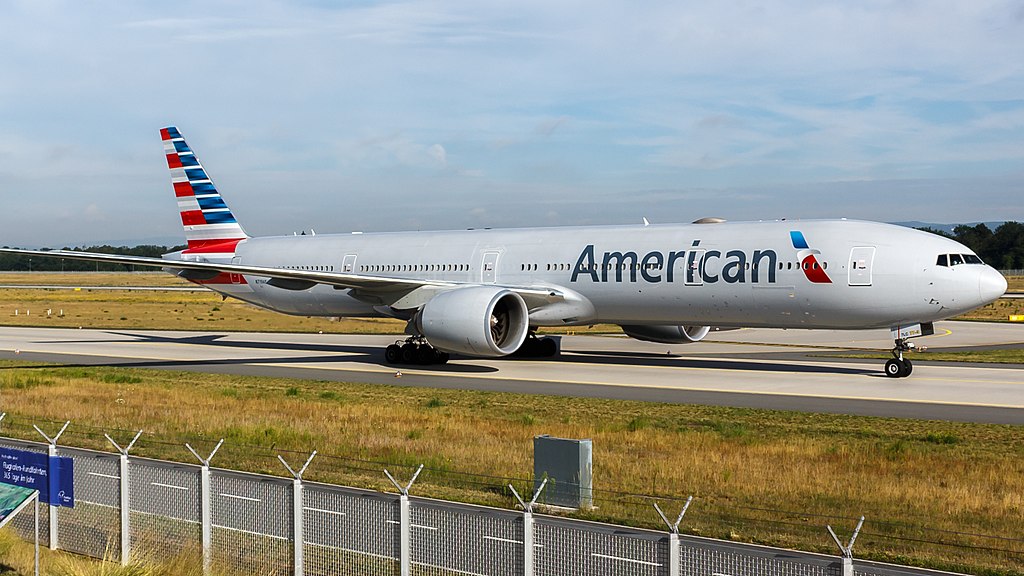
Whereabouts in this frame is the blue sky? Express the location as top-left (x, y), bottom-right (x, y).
top-left (2, 1), bottom-right (1023, 246)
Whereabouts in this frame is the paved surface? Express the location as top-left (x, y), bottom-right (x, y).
top-left (0, 322), bottom-right (1022, 424)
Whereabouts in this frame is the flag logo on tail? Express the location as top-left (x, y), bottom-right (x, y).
top-left (161, 126), bottom-right (247, 253)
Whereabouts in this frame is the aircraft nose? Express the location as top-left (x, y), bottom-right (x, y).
top-left (979, 267), bottom-right (1007, 304)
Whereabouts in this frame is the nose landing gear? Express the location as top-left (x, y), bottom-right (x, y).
top-left (884, 338), bottom-right (914, 378)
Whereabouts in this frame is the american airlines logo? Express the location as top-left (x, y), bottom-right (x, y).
top-left (570, 231), bottom-right (830, 285)
top-left (790, 231), bottom-right (832, 284)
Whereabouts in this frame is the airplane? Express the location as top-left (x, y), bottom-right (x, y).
top-left (1, 127), bottom-right (1007, 378)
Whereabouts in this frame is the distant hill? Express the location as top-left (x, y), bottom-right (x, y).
top-left (893, 221), bottom-right (1006, 234)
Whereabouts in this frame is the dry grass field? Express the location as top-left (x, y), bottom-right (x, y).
top-left (0, 363), bottom-right (1022, 574)
top-left (0, 273), bottom-right (1022, 573)
top-left (0, 526), bottom-right (213, 576)
top-left (0, 272), bottom-right (1020, 333)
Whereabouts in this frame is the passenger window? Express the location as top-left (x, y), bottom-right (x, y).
top-left (949, 254), bottom-right (964, 266)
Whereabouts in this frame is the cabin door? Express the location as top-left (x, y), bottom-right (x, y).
top-left (848, 247), bottom-right (875, 286)
top-left (482, 252), bottom-right (500, 283)
top-left (342, 254), bottom-right (357, 273)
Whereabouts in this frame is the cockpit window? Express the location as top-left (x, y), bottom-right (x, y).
top-left (938, 253), bottom-right (984, 267)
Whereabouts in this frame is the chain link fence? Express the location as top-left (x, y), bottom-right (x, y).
top-left (0, 435), bottom-right (969, 576)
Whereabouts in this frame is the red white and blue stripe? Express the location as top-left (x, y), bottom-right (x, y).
top-left (161, 126), bottom-right (247, 254)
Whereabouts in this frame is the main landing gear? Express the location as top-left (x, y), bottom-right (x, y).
top-left (884, 338), bottom-right (914, 378)
top-left (511, 332), bottom-right (559, 358)
top-left (385, 337), bottom-right (449, 366)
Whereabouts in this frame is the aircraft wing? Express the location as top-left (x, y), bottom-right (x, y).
top-left (0, 248), bottom-right (564, 307)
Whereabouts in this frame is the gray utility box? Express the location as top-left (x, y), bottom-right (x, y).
top-left (534, 435), bottom-right (593, 509)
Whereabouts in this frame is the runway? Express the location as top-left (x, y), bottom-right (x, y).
top-left (0, 322), bottom-right (1022, 424)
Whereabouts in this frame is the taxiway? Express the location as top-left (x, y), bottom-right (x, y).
top-left (0, 322), bottom-right (1021, 424)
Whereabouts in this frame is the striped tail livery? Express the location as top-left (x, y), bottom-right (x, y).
top-left (161, 126), bottom-right (248, 255)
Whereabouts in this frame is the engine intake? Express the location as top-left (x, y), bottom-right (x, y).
top-left (417, 286), bottom-right (529, 357)
top-left (619, 325), bottom-right (711, 344)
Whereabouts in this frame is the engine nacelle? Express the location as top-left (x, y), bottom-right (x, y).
top-left (417, 286), bottom-right (530, 357)
top-left (619, 325), bottom-right (711, 344)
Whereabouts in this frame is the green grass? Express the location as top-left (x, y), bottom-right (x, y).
top-left (830, 349), bottom-right (1024, 363)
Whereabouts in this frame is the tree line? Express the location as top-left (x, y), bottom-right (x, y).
top-left (2, 222), bottom-right (1023, 272)
top-left (918, 222), bottom-right (1024, 270)
top-left (0, 245), bottom-right (186, 272)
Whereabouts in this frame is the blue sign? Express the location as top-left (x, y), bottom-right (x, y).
top-left (0, 447), bottom-right (74, 507)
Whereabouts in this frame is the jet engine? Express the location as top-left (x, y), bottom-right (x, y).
top-left (417, 286), bottom-right (530, 357)
top-left (619, 325), bottom-right (711, 344)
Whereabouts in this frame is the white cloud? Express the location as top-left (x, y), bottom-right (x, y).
top-left (0, 0), bottom-right (1022, 245)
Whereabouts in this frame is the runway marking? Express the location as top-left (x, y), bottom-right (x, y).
top-left (6, 336), bottom-right (1024, 410)
top-left (268, 362), bottom-right (1024, 409)
top-left (13, 341), bottom-right (1020, 378)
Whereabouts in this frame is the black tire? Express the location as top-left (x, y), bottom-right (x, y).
top-left (884, 359), bottom-right (903, 378)
top-left (400, 343), bottom-right (417, 364)
top-left (436, 351), bottom-right (450, 365)
top-left (540, 338), bottom-right (558, 357)
top-left (900, 358), bottom-right (913, 377)
top-left (385, 344), bottom-right (401, 364)
top-left (415, 345), bottom-right (435, 365)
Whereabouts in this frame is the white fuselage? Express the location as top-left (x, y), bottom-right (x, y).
top-left (185, 219), bottom-right (1006, 330)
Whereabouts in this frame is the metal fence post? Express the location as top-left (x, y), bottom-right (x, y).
top-left (509, 478), bottom-right (547, 576)
top-left (654, 497), bottom-right (692, 576)
top-left (186, 439), bottom-right (223, 576)
top-left (384, 464), bottom-right (423, 576)
top-left (279, 451), bottom-right (317, 576)
top-left (33, 420), bottom-right (70, 551)
top-left (827, 516), bottom-right (864, 576)
top-left (105, 430), bottom-right (142, 566)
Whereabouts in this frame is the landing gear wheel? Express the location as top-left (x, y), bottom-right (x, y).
top-left (385, 344), bottom-right (401, 364)
top-left (513, 331), bottom-right (558, 358)
top-left (400, 343), bottom-right (418, 364)
top-left (386, 337), bottom-right (450, 366)
top-left (885, 359), bottom-right (903, 378)
top-left (540, 337), bottom-right (557, 357)
top-left (885, 337), bottom-right (916, 378)
top-left (415, 345), bottom-right (435, 365)
top-left (900, 358), bottom-right (913, 377)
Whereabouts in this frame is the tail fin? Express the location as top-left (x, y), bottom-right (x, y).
top-left (161, 126), bottom-right (248, 253)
